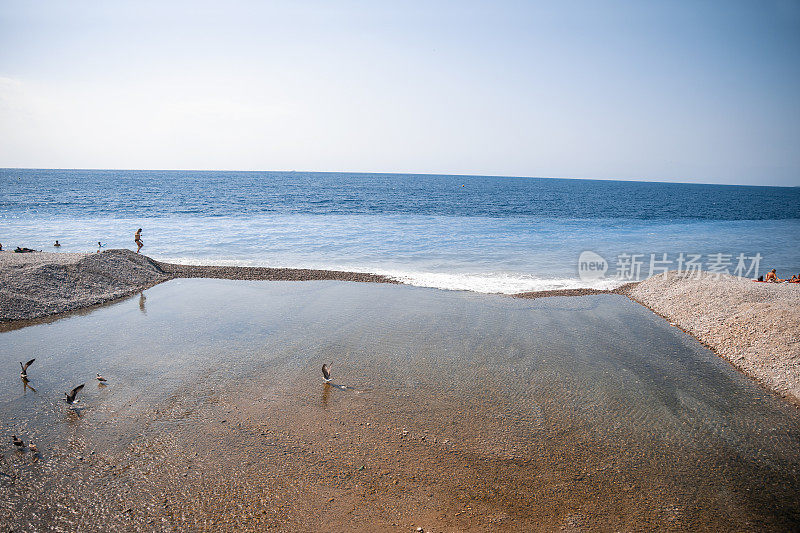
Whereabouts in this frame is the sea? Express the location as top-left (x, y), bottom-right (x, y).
top-left (1, 169), bottom-right (798, 294)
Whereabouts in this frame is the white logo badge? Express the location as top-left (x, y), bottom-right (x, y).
top-left (578, 251), bottom-right (608, 281)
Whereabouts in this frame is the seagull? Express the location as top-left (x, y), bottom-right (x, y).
top-left (19, 358), bottom-right (35, 379)
top-left (64, 384), bottom-right (85, 405)
top-left (96, 373), bottom-right (107, 382)
top-left (11, 436), bottom-right (24, 448)
top-left (322, 364), bottom-right (331, 383)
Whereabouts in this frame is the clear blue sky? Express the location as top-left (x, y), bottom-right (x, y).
top-left (1, 1), bottom-right (798, 185)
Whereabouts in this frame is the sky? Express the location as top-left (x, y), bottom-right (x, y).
top-left (1, 1), bottom-right (799, 186)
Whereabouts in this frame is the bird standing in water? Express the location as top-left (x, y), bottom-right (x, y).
top-left (19, 359), bottom-right (35, 379)
top-left (64, 384), bottom-right (85, 406)
top-left (96, 373), bottom-right (107, 383)
top-left (322, 364), bottom-right (331, 383)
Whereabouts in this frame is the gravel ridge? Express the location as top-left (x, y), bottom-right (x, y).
top-left (0, 250), bottom-right (169, 321)
top-left (513, 284), bottom-right (638, 300)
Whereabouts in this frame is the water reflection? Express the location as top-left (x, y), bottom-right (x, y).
top-left (321, 382), bottom-right (330, 407)
top-left (138, 292), bottom-right (147, 314)
top-left (20, 377), bottom-right (36, 394)
top-left (66, 408), bottom-right (83, 422)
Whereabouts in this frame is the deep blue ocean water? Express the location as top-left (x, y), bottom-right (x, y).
top-left (2, 169), bottom-right (798, 293)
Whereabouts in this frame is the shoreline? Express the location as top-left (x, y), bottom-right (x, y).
top-left (0, 249), bottom-right (398, 323)
top-left (619, 271), bottom-right (800, 407)
top-left (1, 249), bottom-right (625, 323)
top-left (2, 249), bottom-right (798, 406)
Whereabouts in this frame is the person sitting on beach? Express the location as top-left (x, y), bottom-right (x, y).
top-left (54, 240), bottom-right (61, 247)
top-left (134, 228), bottom-right (143, 253)
top-left (765, 269), bottom-right (779, 282)
top-left (97, 241), bottom-right (106, 253)
top-left (789, 274), bottom-right (800, 283)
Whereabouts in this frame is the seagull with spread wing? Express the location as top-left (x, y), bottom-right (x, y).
top-left (64, 384), bottom-right (85, 406)
top-left (19, 359), bottom-right (35, 379)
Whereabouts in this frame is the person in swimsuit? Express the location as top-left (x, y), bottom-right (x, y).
top-left (764, 269), bottom-right (782, 282)
top-left (135, 228), bottom-right (143, 253)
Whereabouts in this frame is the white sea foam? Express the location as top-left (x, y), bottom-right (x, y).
top-left (379, 270), bottom-right (625, 294)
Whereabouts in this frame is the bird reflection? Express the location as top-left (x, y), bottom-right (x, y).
top-left (21, 377), bottom-right (36, 394)
top-left (319, 364), bottom-right (370, 407)
top-left (138, 292), bottom-right (147, 314)
top-left (322, 382), bottom-right (331, 407)
top-left (320, 382), bottom-right (353, 408)
top-left (66, 407), bottom-right (83, 422)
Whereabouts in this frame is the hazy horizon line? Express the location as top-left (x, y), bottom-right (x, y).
top-left (2, 167), bottom-right (797, 189)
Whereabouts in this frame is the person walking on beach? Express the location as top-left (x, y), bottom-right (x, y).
top-left (134, 228), bottom-right (143, 253)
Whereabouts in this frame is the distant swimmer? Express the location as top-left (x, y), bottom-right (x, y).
top-left (134, 228), bottom-right (143, 253)
top-left (54, 240), bottom-right (61, 247)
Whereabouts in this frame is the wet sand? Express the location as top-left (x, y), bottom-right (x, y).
top-left (1, 280), bottom-right (799, 531)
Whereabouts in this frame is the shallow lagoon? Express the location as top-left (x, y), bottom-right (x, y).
top-left (1, 280), bottom-right (799, 530)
